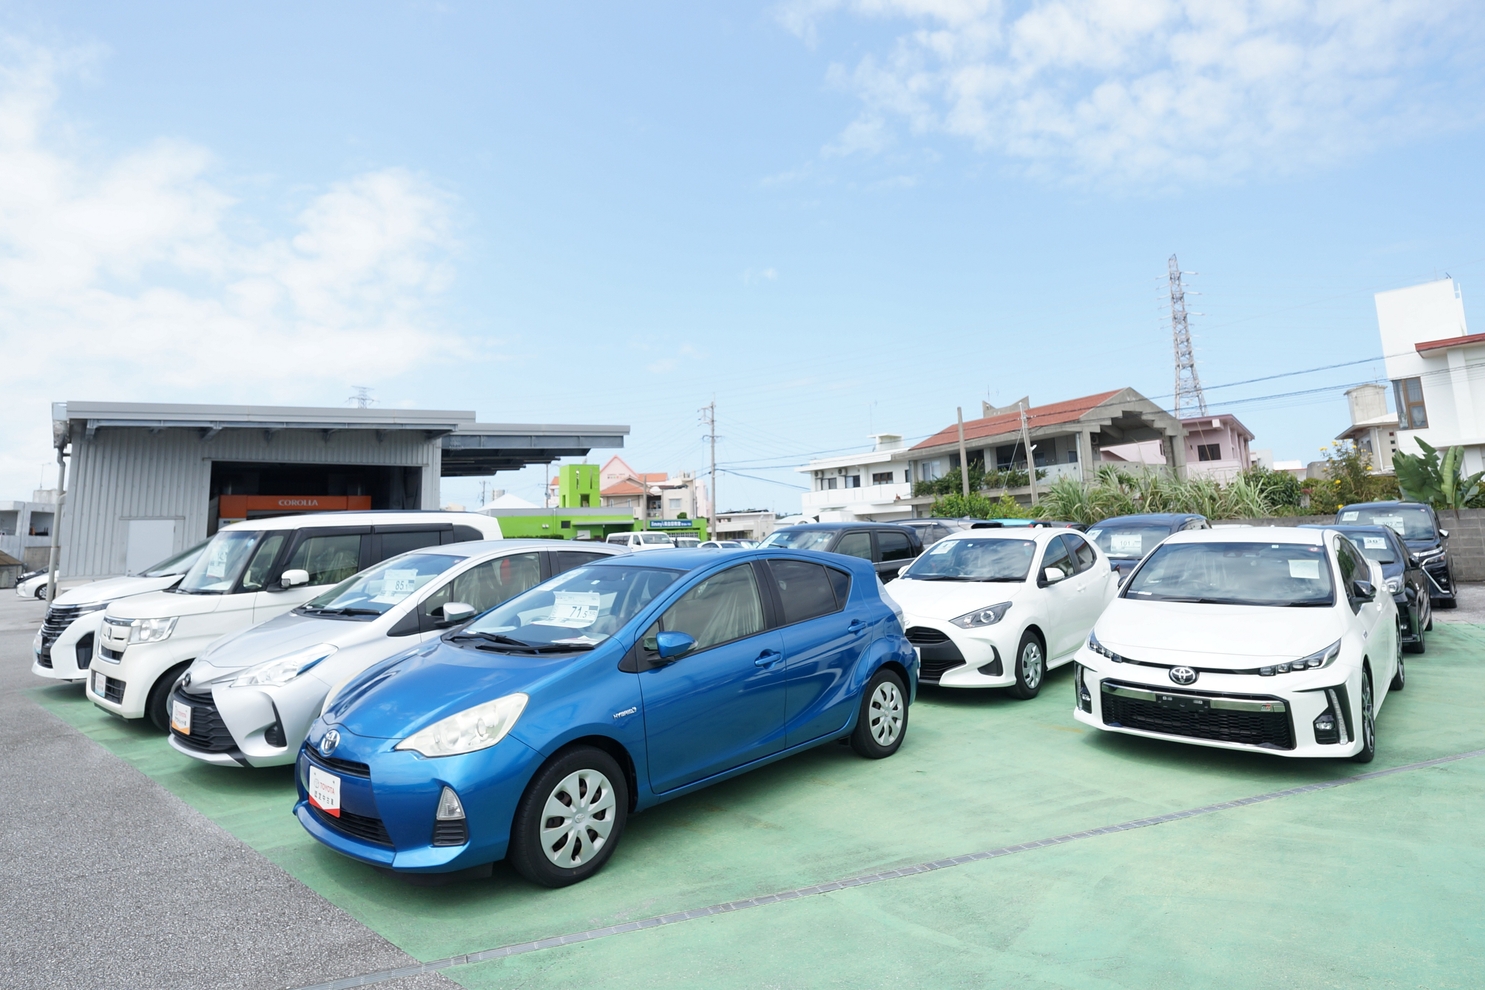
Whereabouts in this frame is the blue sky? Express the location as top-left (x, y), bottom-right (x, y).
top-left (1, 1), bottom-right (1483, 511)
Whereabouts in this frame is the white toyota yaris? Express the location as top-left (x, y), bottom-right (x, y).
top-left (887, 528), bottom-right (1118, 697)
top-left (1073, 527), bottom-right (1401, 762)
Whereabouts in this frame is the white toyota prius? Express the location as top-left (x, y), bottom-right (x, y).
top-left (1073, 527), bottom-right (1402, 762)
top-left (887, 528), bottom-right (1118, 698)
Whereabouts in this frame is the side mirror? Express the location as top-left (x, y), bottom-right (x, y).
top-left (1043, 567), bottom-right (1067, 585)
top-left (280, 569), bottom-right (310, 589)
top-left (440, 602), bottom-right (476, 624)
top-left (1352, 579), bottom-right (1375, 601)
top-left (654, 630), bottom-right (696, 660)
top-left (1439, 529), bottom-right (1449, 539)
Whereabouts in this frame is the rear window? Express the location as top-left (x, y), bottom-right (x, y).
top-left (767, 560), bottom-right (840, 624)
top-left (640, 533), bottom-right (673, 545)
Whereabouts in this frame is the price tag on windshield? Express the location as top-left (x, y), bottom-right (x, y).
top-left (1373, 515), bottom-right (1405, 536)
top-left (1363, 537), bottom-right (1387, 549)
top-left (1340, 511), bottom-right (1359, 522)
top-left (534, 591), bottom-right (602, 628)
top-left (1110, 533), bottom-right (1143, 554)
top-left (1288, 559), bottom-right (1321, 580)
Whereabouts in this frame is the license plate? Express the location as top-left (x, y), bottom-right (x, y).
top-left (171, 700), bottom-right (192, 735)
top-left (1155, 693), bottom-right (1209, 711)
top-left (308, 765), bottom-right (341, 817)
top-left (92, 671), bottom-right (106, 697)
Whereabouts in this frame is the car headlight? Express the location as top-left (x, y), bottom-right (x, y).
top-left (394, 693), bottom-right (529, 758)
top-left (950, 602), bottom-right (1012, 629)
top-left (1413, 547), bottom-right (1445, 563)
top-left (1087, 630), bottom-right (1123, 661)
top-left (130, 617), bottom-right (178, 643)
top-left (232, 644), bottom-right (338, 688)
top-left (1385, 576), bottom-right (1403, 594)
top-left (1259, 639), bottom-right (1341, 676)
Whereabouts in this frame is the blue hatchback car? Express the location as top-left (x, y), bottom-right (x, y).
top-left (295, 549), bottom-right (917, 886)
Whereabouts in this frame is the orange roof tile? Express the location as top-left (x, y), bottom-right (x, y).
top-left (912, 390), bottom-right (1123, 451)
top-left (601, 480), bottom-right (649, 497)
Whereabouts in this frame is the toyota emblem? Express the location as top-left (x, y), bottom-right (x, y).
top-left (1169, 666), bottom-right (1198, 686)
top-left (321, 730), bottom-right (340, 755)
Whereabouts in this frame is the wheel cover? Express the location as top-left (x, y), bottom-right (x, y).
top-left (539, 768), bottom-right (617, 869)
top-left (1021, 641), bottom-right (1043, 689)
top-left (1361, 677), bottom-right (1375, 752)
top-left (868, 680), bottom-right (904, 746)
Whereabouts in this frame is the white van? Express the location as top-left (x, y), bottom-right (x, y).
top-left (605, 531), bottom-right (676, 551)
top-left (89, 511), bottom-right (502, 730)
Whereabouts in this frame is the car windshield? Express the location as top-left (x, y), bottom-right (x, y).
top-left (761, 530), bottom-right (836, 551)
top-left (458, 564), bottom-right (681, 650)
top-left (1337, 531), bottom-right (1397, 564)
top-left (301, 553), bottom-right (462, 616)
top-left (141, 540), bottom-right (209, 577)
top-left (1339, 505), bottom-right (1435, 541)
top-left (175, 531), bottom-right (264, 594)
top-left (640, 533), bottom-right (673, 545)
top-left (1125, 542), bottom-right (1334, 606)
top-left (1085, 523), bottom-right (1176, 560)
top-left (899, 538), bottom-right (1037, 582)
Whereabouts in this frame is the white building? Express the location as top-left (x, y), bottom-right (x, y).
top-left (0, 490), bottom-right (58, 571)
top-left (798, 435), bottom-right (914, 523)
top-left (713, 510), bottom-right (776, 543)
top-left (1377, 278), bottom-right (1481, 472)
top-left (1335, 384), bottom-right (1400, 472)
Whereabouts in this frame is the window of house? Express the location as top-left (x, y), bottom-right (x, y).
top-left (1393, 377), bottom-right (1428, 429)
top-left (667, 497), bottom-right (682, 510)
top-left (824, 478), bottom-right (838, 490)
top-left (1197, 443), bottom-right (1221, 462)
top-left (845, 475), bottom-right (861, 488)
top-left (871, 472), bottom-right (894, 485)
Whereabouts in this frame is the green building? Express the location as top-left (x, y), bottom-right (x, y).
top-left (482, 465), bottom-right (707, 541)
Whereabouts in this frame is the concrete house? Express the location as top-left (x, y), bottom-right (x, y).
top-left (1336, 383), bottom-right (1400, 473)
top-left (797, 435), bottom-right (914, 523)
top-left (1181, 414), bottom-right (1255, 483)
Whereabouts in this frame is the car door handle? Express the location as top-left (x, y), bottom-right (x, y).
top-left (848, 619), bottom-right (867, 635)
top-left (754, 650), bottom-right (784, 668)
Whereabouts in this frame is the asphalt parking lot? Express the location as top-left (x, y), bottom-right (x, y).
top-left (5, 591), bottom-right (1484, 990)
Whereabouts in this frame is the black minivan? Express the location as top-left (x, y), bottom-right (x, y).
top-left (1335, 501), bottom-right (1456, 608)
top-left (760, 522), bottom-right (924, 579)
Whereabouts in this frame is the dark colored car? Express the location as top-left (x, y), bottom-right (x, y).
top-left (1084, 513), bottom-right (1210, 580)
top-left (1301, 524), bottom-right (1432, 653)
top-left (760, 522), bottom-right (924, 579)
top-left (894, 518), bottom-right (975, 546)
top-left (1336, 502), bottom-right (1455, 608)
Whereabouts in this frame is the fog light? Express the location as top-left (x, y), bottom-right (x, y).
top-left (1313, 688), bottom-right (1350, 746)
top-left (433, 786), bottom-right (469, 847)
top-left (1075, 664), bottom-right (1093, 713)
top-left (436, 786), bottom-right (466, 821)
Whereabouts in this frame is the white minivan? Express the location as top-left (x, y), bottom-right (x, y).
top-left (89, 511), bottom-right (502, 730)
top-left (605, 531), bottom-right (676, 551)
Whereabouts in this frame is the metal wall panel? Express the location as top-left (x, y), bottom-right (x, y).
top-left (62, 428), bottom-right (441, 578)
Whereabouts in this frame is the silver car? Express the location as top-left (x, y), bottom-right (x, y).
top-left (167, 539), bottom-right (625, 767)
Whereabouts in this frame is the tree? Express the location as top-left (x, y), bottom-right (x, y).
top-left (1393, 439), bottom-right (1484, 509)
top-left (929, 492), bottom-right (1033, 519)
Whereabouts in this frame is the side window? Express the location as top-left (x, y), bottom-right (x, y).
top-left (1335, 537), bottom-right (1365, 593)
top-left (876, 530), bottom-right (915, 562)
top-left (835, 531), bottom-right (872, 560)
top-left (378, 529), bottom-right (445, 559)
top-left (422, 552), bottom-right (542, 618)
top-left (240, 533), bottom-right (287, 591)
top-left (767, 560), bottom-right (841, 624)
top-left (554, 550), bottom-right (607, 573)
top-left (1065, 534), bottom-right (1097, 573)
top-left (1040, 536), bottom-right (1074, 582)
top-left (285, 534), bottom-right (365, 586)
top-left (827, 566), bottom-right (851, 606)
top-left (654, 564), bottom-right (765, 653)
top-left (451, 525), bottom-right (484, 543)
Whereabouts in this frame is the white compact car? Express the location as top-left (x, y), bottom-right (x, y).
top-left (32, 541), bottom-right (208, 683)
top-left (605, 532), bottom-right (676, 551)
top-left (167, 539), bottom-right (623, 767)
top-left (888, 528), bottom-right (1117, 697)
top-left (89, 511), bottom-right (503, 731)
top-left (1073, 528), bottom-right (1401, 762)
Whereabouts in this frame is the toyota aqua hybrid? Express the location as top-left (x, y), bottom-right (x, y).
top-left (1073, 528), bottom-right (1402, 762)
top-left (167, 541), bottom-right (623, 767)
top-left (32, 541), bottom-right (207, 683)
top-left (888, 528), bottom-right (1117, 698)
top-left (295, 549), bottom-right (916, 886)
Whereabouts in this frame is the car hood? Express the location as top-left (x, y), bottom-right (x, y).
top-left (194, 611), bottom-right (368, 674)
top-left (1095, 597), bottom-right (1346, 665)
top-left (886, 577), bottom-right (1029, 622)
top-left (321, 640), bottom-right (601, 740)
top-left (106, 589), bottom-right (225, 620)
top-left (55, 574), bottom-right (180, 607)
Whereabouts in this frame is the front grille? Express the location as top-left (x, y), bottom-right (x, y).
top-left (1101, 681), bottom-right (1294, 750)
top-left (168, 690), bottom-right (238, 753)
top-left (37, 651), bottom-right (52, 669)
top-left (306, 746), bottom-right (371, 779)
top-left (1424, 560), bottom-right (1452, 593)
top-left (309, 803), bottom-right (392, 845)
top-left (39, 604), bottom-right (100, 664)
top-left (100, 645), bottom-right (124, 662)
top-left (907, 626), bottom-right (966, 682)
top-left (94, 673), bottom-right (125, 704)
top-left (432, 820), bottom-right (468, 846)
top-left (905, 626), bottom-right (949, 645)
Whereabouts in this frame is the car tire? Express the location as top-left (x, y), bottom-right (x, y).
top-left (34, 585), bottom-right (46, 600)
top-left (1405, 609), bottom-right (1426, 655)
top-left (145, 661), bottom-right (192, 733)
top-left (1007, 631), bottom-right (1045, 700)
top-left (509, 747), bottom-right (629, 888)
top-left (850, 668), bottom-right (908, 759)
top-left (1351, 671), bottom-right (1376, 764)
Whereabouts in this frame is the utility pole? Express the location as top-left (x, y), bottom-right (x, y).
top-left (1167, 255), bottom-right (1207, 417)
top-left (1019, 400), bottom-right (1038, 507)
top-left (955, 407), bottom-right (970, 499)
top-left (700, 401), bottom-right (717, 537)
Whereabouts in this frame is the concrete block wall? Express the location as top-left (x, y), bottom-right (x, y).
top-left (1215, 509), bottom-right (1485, 583)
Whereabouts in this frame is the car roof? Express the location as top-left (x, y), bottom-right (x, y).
top-left (1092, 513), bottom-right (1201, 524)
top-left (1163, 526), bottom-right (1327, 546)
top-left (937, 527), bottom-right (1059, 544)
top-left (776, 521), bottom-right (914, 531)
top-left (219, 510), bottom-right (503, 532)
top-left (400, 539), bottom-right (625, 560)
top-left (579, 546), bottom-right (879, 572)
top-left (1299, 523), bottom-right (1397, 536)
top-left (1337, 501), bottom-right (1431, 511)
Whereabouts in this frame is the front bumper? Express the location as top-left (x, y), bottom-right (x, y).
top-left (31, 607), bottom-right (108, 682)
top-left (294, 723), bottom-right (546, 873)
top-left (1072, 649), bottom-right (1365, 758)
top-left (170, 673), bottom-right (332, 769)
top-left (1420, 558), bottom-right (1454, 601)
top-left (903, 618), bottom-right (1014, 688)
top-left (87, 637), bottom-right (203, 720)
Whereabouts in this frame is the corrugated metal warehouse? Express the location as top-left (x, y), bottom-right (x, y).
top-left (52, 402), bottom-right (628, 578)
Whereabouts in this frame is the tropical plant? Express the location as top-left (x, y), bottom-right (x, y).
top-left (928, 492), bottom-right (1035, 519)
top-left (1393, 439), bottom-right (1484, 509)
top-left (1238, 466), bottom-right (1304, 512)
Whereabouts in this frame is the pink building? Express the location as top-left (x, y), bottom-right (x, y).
top-left (1181, 414), bottom-right (1254, 482)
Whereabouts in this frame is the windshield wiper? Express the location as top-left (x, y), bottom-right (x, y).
top-left (303, 606), bottom-right (383, 617)
top-left (449, 631), bottom-right (541, 651)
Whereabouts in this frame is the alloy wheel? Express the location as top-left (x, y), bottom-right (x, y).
top-left (539, 768), bottom-right (617, 869)
top-left (1360, 676), bottom-right (1374, 753)
top-left (868, 680), bottom-right (904, 747)
top-left (1021, 642), bottom-right (1043, 691)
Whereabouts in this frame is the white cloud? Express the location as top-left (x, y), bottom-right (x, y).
top-left (781, 0), bottom-right (1485, 181)
top-left (0, 38), bottom-right (462, 495)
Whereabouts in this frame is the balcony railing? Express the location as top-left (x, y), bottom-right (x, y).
top-left (802, 482), bottom-right (913, 511)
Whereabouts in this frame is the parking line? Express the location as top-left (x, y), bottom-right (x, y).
top-left (296, 747), bottom-right (1485, 990)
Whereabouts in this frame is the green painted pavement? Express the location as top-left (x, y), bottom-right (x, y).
top-left (33, 623), bottom-right (1485, 985)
